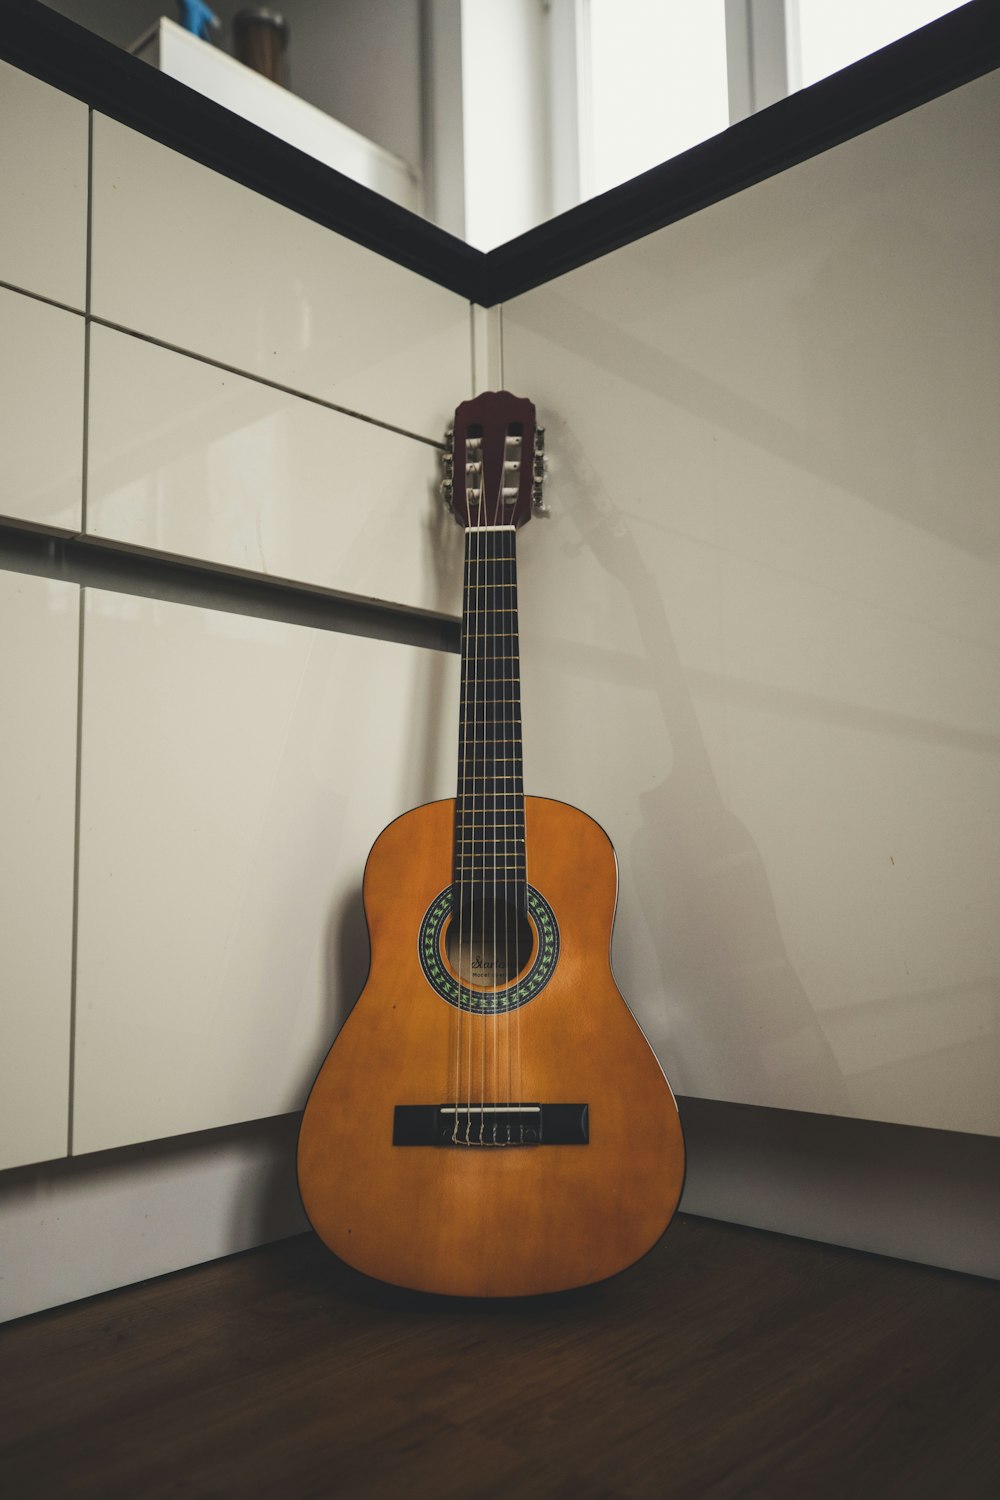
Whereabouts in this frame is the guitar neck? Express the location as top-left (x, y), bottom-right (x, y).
top-left (454, 524), bottom-right (526, 907)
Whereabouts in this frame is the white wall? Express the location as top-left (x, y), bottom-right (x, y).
top-left (502, 66), bottom-right (1000, 1140)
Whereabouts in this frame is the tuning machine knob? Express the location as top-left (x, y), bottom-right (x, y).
top-left (532, 480), bottom-right (550, 518)
top-left (440, 430), bottom-right (456, 512)
top-left (531, 426), bottom-right (550, 514)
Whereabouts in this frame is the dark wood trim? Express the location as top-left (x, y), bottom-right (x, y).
top-left (3, 1), bottom-right (998, 307)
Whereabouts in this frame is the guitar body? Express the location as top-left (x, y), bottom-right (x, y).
top-left (298, 794), bottom-right (685, 1297)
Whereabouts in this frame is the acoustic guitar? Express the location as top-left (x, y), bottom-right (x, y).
top-left (297, 391), bottom-right (685, 1296)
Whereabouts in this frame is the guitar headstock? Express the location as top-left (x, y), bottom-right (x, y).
top-left (442, 391), bottom-right (545, 529)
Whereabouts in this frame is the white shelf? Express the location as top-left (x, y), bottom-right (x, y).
top-left (134, 17), bottom-right (420, 214)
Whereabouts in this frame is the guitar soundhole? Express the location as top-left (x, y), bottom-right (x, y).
top-left (445, 899), bottom-right (535, 989)
top-left (418, 886), bottom-right (559, 1014)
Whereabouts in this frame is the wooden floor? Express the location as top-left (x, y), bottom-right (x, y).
top-left (1, 1215), bottom-right (997, 1499)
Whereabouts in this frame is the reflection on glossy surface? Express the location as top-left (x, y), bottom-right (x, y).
top-left (1, 287), bottom-right (85, 532)
top-left (74, 593), bottom-right (459, 1154)
top-left (505, 73), bottom-right (1000, 1134)
top-left (86, 325), bottom-right (464, 612)
top-left (90, 115), bottom-right (470, 440)
top-left (0, 60), bottom-right (88, 309)
top-left (0, 572), bottom-right (78, 1169)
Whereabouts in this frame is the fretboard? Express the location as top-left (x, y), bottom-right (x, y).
top-left (454, 526), bottom-right (526, 910)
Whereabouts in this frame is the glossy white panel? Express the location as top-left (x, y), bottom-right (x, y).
top-left (0, 60), bottom-right (88, 308)
top-left (86, 325), bottom-right (464, 611)
top-left (0, 286), bottom-right (84, 530)
top-left (0, 572), bottom-right (78, 1170)
top-left (74, 594), bottom-right (459, 1154)
top-left (503, 72), bottom-right (1000, 1134)
top-left (90, 114), bottom-right (470, 440)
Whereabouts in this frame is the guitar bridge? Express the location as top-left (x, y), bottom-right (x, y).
top-left (392, 1103), bottom-right (589, 1147)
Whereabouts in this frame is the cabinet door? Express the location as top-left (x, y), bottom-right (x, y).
top-left (74, 592), bottom-right (458, 1154)
top-left (86, 324), bottom-right (463, 612)
top-left (0, 60), bottom-right (88, 310)
top-left (0, 572), bottom-right (78, 1170)
top-left (90, 114), bottom-right (470, 440)
top-left (0, 285), bottom-right (85, 531)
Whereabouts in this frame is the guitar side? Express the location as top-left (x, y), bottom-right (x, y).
top-left (297, 795), bottom-right (685, 1297)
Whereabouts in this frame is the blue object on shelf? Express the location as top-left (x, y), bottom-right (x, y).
top-left (177, 1), bottom-right (220, 41)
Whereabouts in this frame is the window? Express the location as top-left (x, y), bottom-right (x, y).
top-left (787, 0), bottom-right (968, 91)
top-left (587, 0), bottom-right (730, 197)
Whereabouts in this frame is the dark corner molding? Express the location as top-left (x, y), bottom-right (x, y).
top-left (4, 0), bottom-right (999, 308)
top-left (483, 0), bottom-right (1000, 304)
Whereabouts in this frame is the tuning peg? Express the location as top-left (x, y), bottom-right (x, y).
top-left (533, 455), bottom-right (547, 481)
top-left (531, 481), bottom-right (550, 517)
top-left (441, 479), bottom-right (454, 512)
top-left (534, 426), bottom-right (545, 454)
top-left (444, 428), bottom-right (454, 452)
top-left (442, 454), bottom-right (454, 478)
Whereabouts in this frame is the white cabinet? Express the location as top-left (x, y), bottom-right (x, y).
top-left (90, 114), bottom-right (470, 441)
top-left (0, 60), bottom-right (88, 310)
top-left (0, 572), bottom-right (78, 1170)
top-left (73, 592), bottom-right (458, 1153)
top-left (0, 285), bottom-right (85, 530)
top-left (86, 324), bottom-right (464, 612)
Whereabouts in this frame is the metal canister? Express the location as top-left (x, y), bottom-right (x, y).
top-left (233, 8), bottom-right (289, 86)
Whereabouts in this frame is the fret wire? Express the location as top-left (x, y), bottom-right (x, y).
top-left (455, 824), bottom-right (526, 830)
top-left (459, 753), bottom-right (522, 760)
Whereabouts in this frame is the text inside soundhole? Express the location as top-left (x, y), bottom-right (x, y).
top-left (445, 897), bottom-right (534, 986)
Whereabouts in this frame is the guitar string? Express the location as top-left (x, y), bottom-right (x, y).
top-left (479, 492), bottom-right (491, 1134)
top-left (488, 453), bottom-right (496, 1142)
top-left (507, 447), bottom-right (520, 1142)
top-left (470, 493), bottom-right (482, 1144)
top-left (510, 476), bottom-right (522, 1143)
top-left (489, 472), bottom-right (498, 1143)
top-left (494, 438), bottom-right (509, 1140)
top-left (498, 450), bottom-right (512, 1142)
top-left (453, 420), bottom-right (527, 1147)
top-left (480, 486), bottom-right (491, 1143)
top-left (500, 438), bottom-right (515, 1140)
top-left (453, 489), bottom-right (469, 1143)
top-left (497, 443), bottom-right (510, 1142)
top-left (457, 443), bottom-right (482, 1145)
